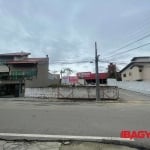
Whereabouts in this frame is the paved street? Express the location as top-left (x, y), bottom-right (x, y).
top-left (0, 100), bottom-right (150, 148)
top-left (119, 88), bottom-right (150, 102)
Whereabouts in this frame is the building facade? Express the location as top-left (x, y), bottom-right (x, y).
top-left (77, 72), bottom-right (108, 84)
top-left (25, 57), bottom-right (49, 88)
top-left (0, 52), bottom-right (50, 97)
top-left (120, 57), bottom-right (150, 81)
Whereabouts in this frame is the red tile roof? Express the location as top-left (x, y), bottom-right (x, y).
top-left (27, 58), bottom-right (49, 62)
top-left (0, 52), bottom-right (31, 57)
top-left (7, 58), bottom-right (48, 64)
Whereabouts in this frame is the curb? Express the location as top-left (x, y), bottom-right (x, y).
top-left (0, 133), bottom-right (133, 142)
top-left (0, 133), bottom-right (149, 149)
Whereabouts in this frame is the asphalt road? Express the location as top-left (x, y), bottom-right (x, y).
top-left (0, 100), bottom-right (150, 148)
top-left (119, 88), bottom-right (150, 102)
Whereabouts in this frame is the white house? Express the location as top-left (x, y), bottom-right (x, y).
top-left (120, 57), bottom-right (150, 81)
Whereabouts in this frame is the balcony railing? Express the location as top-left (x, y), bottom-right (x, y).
top-left (0, 69), bottom-right (37, 81)
top-left (10, 70), bottom-right (37, 80)
top-left (11, 70), bottom-right (37, 76)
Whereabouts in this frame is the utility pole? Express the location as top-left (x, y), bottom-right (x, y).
top-left (95, 42), bottom-right (100, 101)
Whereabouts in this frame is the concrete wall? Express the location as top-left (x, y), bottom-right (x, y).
top-left (25, 86), bottom-right (119, 100)
top-left (107, 79), bottom-right (150, 95)
top-left (25, 62), bottom-right (49, 88)
top-left (143, 65), bottom-right (150, 80)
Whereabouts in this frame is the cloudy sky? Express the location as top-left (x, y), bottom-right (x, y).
top-left (0, 0), bottom-right (150, 73)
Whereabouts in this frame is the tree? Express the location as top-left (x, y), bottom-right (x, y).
top-left (60, 68), bottom-right (73, 78)
top-left (64, 68), bottom-right (73, 76)
top-left (107, 63), bottom-right (121, 80)
top-left (108, 63), bottom-right (117, 78)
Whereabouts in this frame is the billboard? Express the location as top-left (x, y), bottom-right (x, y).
top-left (77, 72), bottom-right (108, 80)
top-left (76, 72), bottom-right (91, 78)
top-left (69, 76), bottom-right (78, 84)
top-left (61, 76), bottom-right (70, 84)
top-left (61, 76), bottom-right (78, 84)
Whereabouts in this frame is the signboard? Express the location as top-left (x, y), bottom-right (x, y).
top-left (77, 72), bottom-right (108, 80)
top-left (61, 76), bottom-right (70, 84)
top-left (76, 72), bottom-right (91, 78)
top-left (61, 76), bottom-right (78, 85)
top-left (69, 76), bottom-right (78, 84)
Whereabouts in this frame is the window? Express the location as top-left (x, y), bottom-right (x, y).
top-left (123, 73), bottom-right (126, 77)
top-left (129, 72), bottom-right (132, 76)
top-left (139, 68), bottom-right (142, 72)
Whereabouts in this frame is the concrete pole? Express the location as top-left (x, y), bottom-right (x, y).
top-left (95, 42), bottom-right (100, 101)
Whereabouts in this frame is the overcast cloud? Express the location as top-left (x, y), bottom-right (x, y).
top-left (0, 0), bottom-right (150, 73)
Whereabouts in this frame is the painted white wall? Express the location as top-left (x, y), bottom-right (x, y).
top-left (107, 79), bottom-right (150, 95)
top-left (143, 65), bottom-right (150, 80)
top-left (25, 86), bottom-right (119, 100)
top-left (121, 66), bottom-right (142, 81)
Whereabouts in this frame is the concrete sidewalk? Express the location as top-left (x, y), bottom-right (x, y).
top-left (0, 140), bottom-right (138, 150)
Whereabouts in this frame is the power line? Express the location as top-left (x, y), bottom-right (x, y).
top-left (105, 33), bottom-right (150, 59)
top-left (107, 43), bottom-right (150, 59)
top-left (104, 17), bottom-right (150, 58)
top-left (50, 59), bottom-right (129, 65)
top-left (99, 60), bottom-right (128, 65)
top-left (50, 40), bottom-right (150, 66)
top-left (50, 60), bottom-right (93, 65)
top-left (103, 16), bottom-right (150, 58)
top-left (123, 15), bottom-right (150, 41)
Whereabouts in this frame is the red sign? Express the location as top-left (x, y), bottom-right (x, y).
top-left (77, 72), bottom-right (91, 78)
top-left (77, 72), bottom-right (108, 80)
top-left (69, 76), bottom-right (78, 84)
